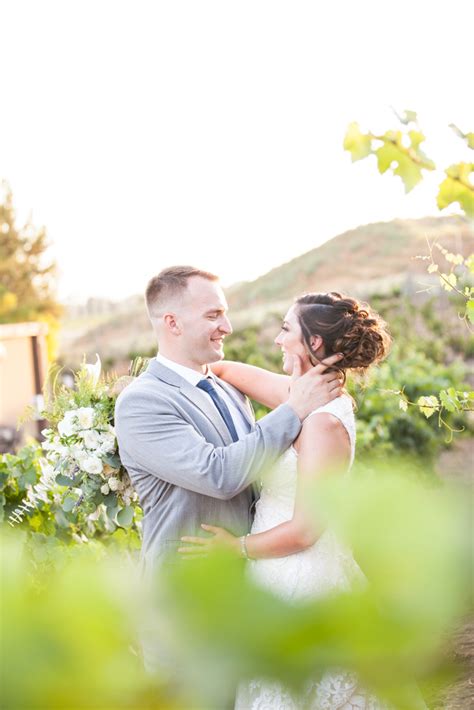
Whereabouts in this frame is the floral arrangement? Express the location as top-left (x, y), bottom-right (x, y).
top-left (9, 356), bottom-right (148, 536)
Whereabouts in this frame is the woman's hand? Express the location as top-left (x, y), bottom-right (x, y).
top-left (179, 524), bottom-right (241, 557)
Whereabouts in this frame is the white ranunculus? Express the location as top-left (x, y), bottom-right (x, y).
top-left (81, 429), bottom-right (101, 450)
top-left (57, 411), bottom-right (77, 437)
top-left (99, 432), bottom-right (116, 454)
top-left (108, 476), bottom-right (121, 491)
top-left (81, 456), bottom-right (103, 475)
top-left (76, 407), bottom-right (95, 430)
top-left (69, 443), bottom-right (87, 464)
top-left (100, 483), bottom-right (110, 495)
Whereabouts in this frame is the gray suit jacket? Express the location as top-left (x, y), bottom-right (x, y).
top-left (114, 358), bottom-right (301, 569)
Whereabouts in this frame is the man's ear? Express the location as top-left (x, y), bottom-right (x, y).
top-left (309, 334), bottom-right (323, 352)
top-left (163, 313), bottom-right (181, 335)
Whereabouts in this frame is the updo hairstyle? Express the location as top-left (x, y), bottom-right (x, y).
top-left (295, 292), bottom-right (391, 378)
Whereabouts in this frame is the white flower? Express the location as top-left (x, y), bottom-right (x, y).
top-left (108, 476), bottom-right (121, 491)
top-left (80, 429), bottom-right (101, 450)
top-left (100, 483), bottom-right (110, 495)
top-left (83, 354), bottom-right (101, 386)
top-left (57, 411), bottom-right (78, 437)
top-left (81, 456), bottom-right (103, 475)
top-left (76, 407), bottom-right (95, 430)
top-left (69, 443), bottom-right (87, 464)
top-left (98, 432), bottom-right (116, 454)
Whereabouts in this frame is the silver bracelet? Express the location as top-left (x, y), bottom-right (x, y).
top-left (239, 534), bottom-right (252, 560)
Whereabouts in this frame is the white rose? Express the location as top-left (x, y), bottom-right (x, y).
top-left (99, 432), bottom-right (116, 454)
top-left (81, 456), bottom-right (103, 475)
top-left (108, 476), bottom-right (121, 491)
top-left (81, 429), bottom-right (101, 450)
top-left (76, 407), bottom-right (95, 430)
top-left (57, 411), bottom-right (77, 437)
top-left (68, 443), bottom-right (87, 465)
top-left (100, 483), bottom-right (110, 495)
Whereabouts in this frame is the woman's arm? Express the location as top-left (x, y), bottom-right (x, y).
top-left (243, 413), bottom-right (350, 558)
top-left (211, 360), bottom-right (290, 409)
top-left (179, 413), bottom-right (351, 559)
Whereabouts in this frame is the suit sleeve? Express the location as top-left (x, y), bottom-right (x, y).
top-left (115, 387), bottom-right (301, 499)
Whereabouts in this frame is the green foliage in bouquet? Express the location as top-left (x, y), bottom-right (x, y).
top-left (4, 356), bottom-right (149, 549)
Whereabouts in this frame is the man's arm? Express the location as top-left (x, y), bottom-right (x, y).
top-left (115, 353), bottom-right (342, 500)
top-left (115, 388), bottom-right (300, 499)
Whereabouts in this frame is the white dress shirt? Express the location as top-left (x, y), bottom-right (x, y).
top-left (156, 353), bottom-right (250, 439)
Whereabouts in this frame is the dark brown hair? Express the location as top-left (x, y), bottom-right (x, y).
top-left (145, 266), bottom-right (219, 318)
top-left (295, 292), bottom-right (391, 378)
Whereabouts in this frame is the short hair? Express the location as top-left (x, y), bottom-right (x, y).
top-left (145, 266), bottom-right (219, 318)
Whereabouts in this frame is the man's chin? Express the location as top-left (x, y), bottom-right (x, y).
top-left (207, 349), bottom-right (224, 363)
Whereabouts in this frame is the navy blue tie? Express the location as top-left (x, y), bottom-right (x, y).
top-left (197, 378), bottom-right (239, 442)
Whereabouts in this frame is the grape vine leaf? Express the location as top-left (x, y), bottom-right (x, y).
top-left (437, 163), bottom-right (474, 217)
top-left (343, 122), bottom-right (372, 162)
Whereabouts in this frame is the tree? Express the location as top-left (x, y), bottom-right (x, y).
top-left (0, 181), bottom-right (61, 324)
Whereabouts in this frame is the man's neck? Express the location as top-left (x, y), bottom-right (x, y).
top-left (156, 349), bottom-right (207, 374)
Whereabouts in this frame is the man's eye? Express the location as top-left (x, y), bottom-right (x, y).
top-left (281, 324), bottom-right (289, 331)
top-left (208, 315), bottom-right (218, 320)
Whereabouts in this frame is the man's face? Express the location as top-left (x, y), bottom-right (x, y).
top-left (175, 277), bottom-right (232, 367)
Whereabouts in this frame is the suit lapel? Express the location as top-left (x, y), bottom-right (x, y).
top-left (178, 383), bottom-right (233, 445)
top-left (146, 358), bottom-right (250, 443)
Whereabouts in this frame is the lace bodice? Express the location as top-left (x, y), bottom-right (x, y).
top-left (235, 396), bottom-right (388, 709)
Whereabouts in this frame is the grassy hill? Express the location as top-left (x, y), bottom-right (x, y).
top-left (58, 215), bottom-right (472, 368)
top-left (226, 215), bottom-right (472, 314)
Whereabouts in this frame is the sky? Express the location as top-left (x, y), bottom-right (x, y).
top-left (2, 0), bottom-right (473, 303)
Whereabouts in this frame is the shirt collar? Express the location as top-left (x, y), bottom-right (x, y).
top-left (156, 353), bottom-right (211, 386)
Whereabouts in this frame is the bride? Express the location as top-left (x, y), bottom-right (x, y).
top-left (179, 291), bottom-right (392, 709)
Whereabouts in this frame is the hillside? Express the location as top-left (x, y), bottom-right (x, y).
top-left (226, 215), bottom-right (472, 313)
top-left (58, 215), bottom-right (473, 368)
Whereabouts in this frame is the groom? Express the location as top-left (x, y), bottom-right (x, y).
top-left (115, 266), bottom-right (342, 575)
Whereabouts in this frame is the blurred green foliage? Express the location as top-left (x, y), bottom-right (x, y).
top-left (2, 464), bottom-right (469, 709)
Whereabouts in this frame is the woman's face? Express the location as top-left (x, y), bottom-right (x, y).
top-left (274, 305), bottom-right (313, 374)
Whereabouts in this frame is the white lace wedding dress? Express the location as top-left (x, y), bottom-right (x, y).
top-left (235, 395), bottom-right (387, 710)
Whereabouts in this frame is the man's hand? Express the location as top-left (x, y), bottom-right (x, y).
top-left (287, 353), bottom-right (344, 421)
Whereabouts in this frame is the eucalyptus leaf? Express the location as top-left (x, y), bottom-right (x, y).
top-left (116, 506), bottom-right (134, 528)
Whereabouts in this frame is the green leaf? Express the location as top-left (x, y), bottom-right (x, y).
top-left (437, 163), bottom-right (474, 218)
top-left (343, 122), bottom-right (372, 162)
top-left (62, 495), bottom-right (77, 512)
top-left (103, 453), bottom-right (121, 469)
top-left (55, 473), bottom-right (75, 487)
top-left (439, 389), bottom-right (458, 413)
top-left (106, 505), bottom-right (119, 521)
top-left (399, 398), bottom-right (408, 412)
top-left (116, 506), bottom-right (134, 528)
top-left (466, 299), bottom-right (474, 325)
top-left (102, 492), bottom-right (118, 508)
top-left (417, 396), bottom-right (439, 418)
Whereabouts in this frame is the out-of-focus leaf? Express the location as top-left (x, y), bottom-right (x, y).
top-left (343, 122), bottom-right (372, 162)
top-left (449, 123), bottom-right (474, 150)
top-left (466, 299), bottom-right (474, 324)
top-left (437, 163), bottom-right (474, 217)
top-left (417, 395), bottom-right (439, 417)
top-left (116, 506), bottom-right (134, 528)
